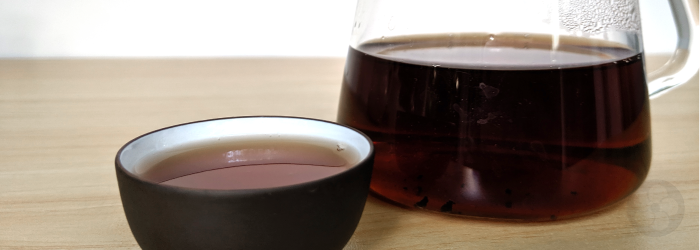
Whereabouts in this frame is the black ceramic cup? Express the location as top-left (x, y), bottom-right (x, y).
top-left (115, 116), bottom-right (374, 250)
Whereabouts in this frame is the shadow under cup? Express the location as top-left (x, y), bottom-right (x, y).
top-left (115, 117), bottom-right (375, 250)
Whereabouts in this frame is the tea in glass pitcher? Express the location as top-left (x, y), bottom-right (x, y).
top-left (337, 0), bottom-right (696, 220)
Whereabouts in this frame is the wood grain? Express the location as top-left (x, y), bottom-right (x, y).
top-left (0, 55), bottom-right (696, 249)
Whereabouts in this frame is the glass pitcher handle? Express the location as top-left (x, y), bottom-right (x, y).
top-left (647, 0), bottom-right (698, 98)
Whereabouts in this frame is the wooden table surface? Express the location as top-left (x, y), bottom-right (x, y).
top-left (0, 55), bottom-right (696, 249)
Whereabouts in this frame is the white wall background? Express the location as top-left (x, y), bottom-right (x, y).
top-left (0, 0), bottom-right (686, 58)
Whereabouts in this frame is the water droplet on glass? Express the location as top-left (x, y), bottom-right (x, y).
top-left (489, 34), bottom-right (495, 41)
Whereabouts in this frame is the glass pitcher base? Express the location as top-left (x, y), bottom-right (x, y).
top-left (366, 139), bottom-right (651, 221)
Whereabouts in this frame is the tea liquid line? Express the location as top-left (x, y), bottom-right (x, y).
top-left (137, 136), bottom-right (361, 190)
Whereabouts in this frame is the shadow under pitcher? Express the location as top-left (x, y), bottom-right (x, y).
top-left (336, 0), bottom-right (697, 220)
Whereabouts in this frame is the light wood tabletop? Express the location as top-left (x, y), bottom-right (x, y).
top-left (0, 55), bottom-right (696, 249)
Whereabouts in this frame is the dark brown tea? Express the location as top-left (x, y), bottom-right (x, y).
top-left (337, 33), bottom-right (651, 220)
top-left (137, 136), bottom-right (360, 190)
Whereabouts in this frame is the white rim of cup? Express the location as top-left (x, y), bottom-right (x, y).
top-left (115, 116), bottom-right (374, 191)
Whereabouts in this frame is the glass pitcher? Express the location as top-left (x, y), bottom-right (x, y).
top-left (337, 0), bottom-right (696, 220)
